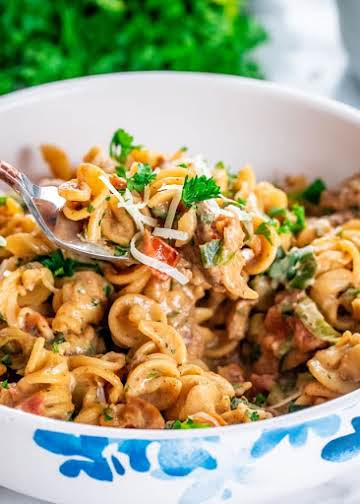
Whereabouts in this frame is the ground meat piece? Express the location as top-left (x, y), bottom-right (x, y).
top-left (321, 173), bottom-right (360, 211)
top-left (217, 363), bottom-right (245, 385)
top-left (250, 373), bottom-right (276, 394)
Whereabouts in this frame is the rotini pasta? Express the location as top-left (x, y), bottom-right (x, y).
top-left (0, 128), bottom-right (359, 429)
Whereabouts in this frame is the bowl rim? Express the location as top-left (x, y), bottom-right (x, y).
top-left (1, 70), bottom-right (360, 127)
top-left (0, 70), bottom-right (360, 438)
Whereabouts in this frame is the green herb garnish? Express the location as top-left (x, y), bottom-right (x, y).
top-left (51, 333), bottom-right (65, 353)
top-left (248, 411), bottom-right (260, 422)
top-left (103, 285), bottom-right (112, 298)
top-left (1, 354), bottom-right (12, 366)
top-left (268, 246), bottom-right (317, 289)
top-left (167, 418), bottom-right (210, 429)
top-left (126, 163), bottom-right (156, 193)
top-left (288, 403), bottom-right (309, 413)
top-left (102, 407), bottom-right (113, 422)
top-left (87, 203), bottom-right (95, 213)
top-left (1, 379), bottom-right (9, 389)
top-left (114, 245), bottom-right (129, 257)
top-left (255, 222), bottom-right (273, 244)
top-left (37, 250), bottom-right (101, 277)
top-left (0, 196), bottom-right (7, 206)
top-left (181, 175), bottom-right (221, 208)
top-left (116, 165), bottom-right (127, 178)
top-left (110, 128), bottom-right (139, 163)
top-left (254, 393), bottom-right (266, 407)
top-left (301, 178), bottom-right (326, 204)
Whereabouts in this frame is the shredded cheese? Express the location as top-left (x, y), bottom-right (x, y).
top-left (99, 175), bottom-right (157, 231)
top-left (130, 232), bottom-right (189, 285)
top-left (153, 227), bottom-right (189, 241)
top-left (240, 248), bottom-right (255, 262)
top-left (205, 199), bottom-right (233, 218)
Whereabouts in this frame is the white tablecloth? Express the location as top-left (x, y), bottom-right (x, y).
top-left (1, 0), bottom-right (360, 502)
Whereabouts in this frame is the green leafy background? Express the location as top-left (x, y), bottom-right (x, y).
top-left (0, 0), bottom-right (267, 95)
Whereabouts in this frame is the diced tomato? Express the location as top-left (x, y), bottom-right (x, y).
top-left (143, 232), bottom-right (179, 280)
top-left (264, 306), bottom-right (287, 340)
top-left (109, 174), bottom-right (127, 190)
top-left (17, 393), bottom-right (44, 416)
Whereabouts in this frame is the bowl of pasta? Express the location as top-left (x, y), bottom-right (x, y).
top-left (0, 72), bottom-right (360, 504)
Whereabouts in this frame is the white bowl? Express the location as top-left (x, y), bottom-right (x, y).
top-left (1, 72), bottom-right (360, 504)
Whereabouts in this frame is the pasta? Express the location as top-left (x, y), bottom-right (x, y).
top-left (0, 128), bottom-right (359, 429)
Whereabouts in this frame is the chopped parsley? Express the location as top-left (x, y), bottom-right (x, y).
top-left (37, 250), bottom-right (101, 277)
top-left (254, 393), bottom-right (266, 407)
top-left (109, 128), bottom-right (139, 164)
top-left (87, 203), bottom-right (95, 213)
top-left (114, 245), bottom-right (129, 257)
top-left (51, 334), bottom-right (65, 353)
top-left (166, 418), bottom-right (210, 429)
top-left (301, 178), bottom-right (326, 204)
top-left (248, 411), bottom-right (260, 422)
top-left (103, 285), bottom-right (112, 298)
top-left (288, 403), bottom-right (309, 413)
top-left (178, 163), bottom-right (188, 168)
top-left (1, 379), bottom-right (9, 389)
top-left (179, 146), bottom-right (188, 152)
top-left (181, 175), bottom-right (221, 208)
top-left (255, 222), bottom-right (273, 244)
top-left (126, 163), bottom-right (156, 193)
top-left (102, 407), bottom-right (113, 422)
top-left (0, 196), bottom-right (7, 206)
top-left (115, 165), bottom-right (127, 178)
top-left (268, 246), bottom-right (317, 289)
top-left (1, 354), bottom-right (12, 366)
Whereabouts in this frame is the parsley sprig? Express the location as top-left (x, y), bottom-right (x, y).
top-left (301, 178), bottom-right (326, 204)
top-left (126, 164), bottom-right (156, 193)
top-left (181, 175), bottom-right (221, 208)
top-left (37, 250), bottom-right (101, 277)
top-left (110, 128), bottom-right (139, 164)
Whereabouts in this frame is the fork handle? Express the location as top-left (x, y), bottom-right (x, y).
top-left (0, 160), bottom-right (25, 194)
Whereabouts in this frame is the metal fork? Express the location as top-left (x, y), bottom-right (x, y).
top-left (0, 160), bottom-right (123, 262)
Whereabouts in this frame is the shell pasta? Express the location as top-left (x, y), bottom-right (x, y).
top-left (0, 128), bottom-right (359, 429)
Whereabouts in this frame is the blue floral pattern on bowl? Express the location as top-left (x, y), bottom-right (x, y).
top-left (33, 413), bottom-right (347, 503)
top-left (322, 416), bottom-right (360, 462)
